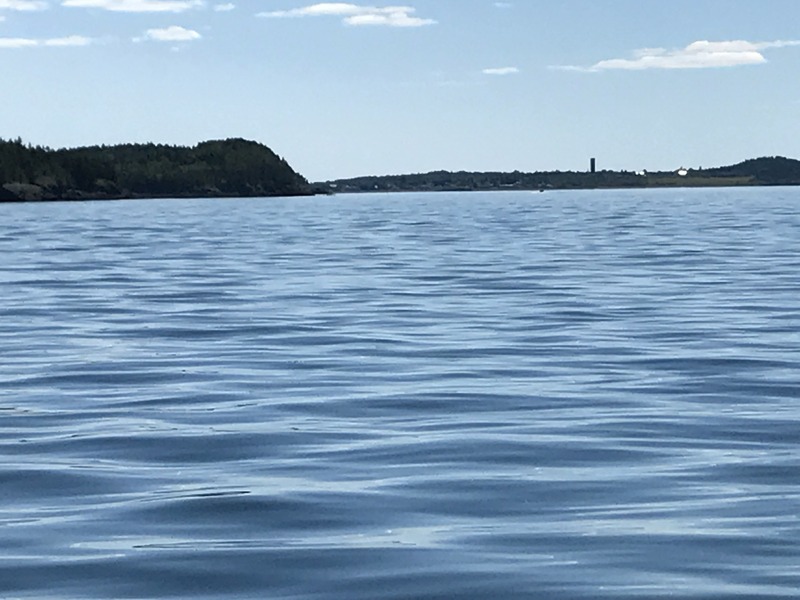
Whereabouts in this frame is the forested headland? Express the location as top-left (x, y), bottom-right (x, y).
top-left (320, 156), bottom-right (800, 193)
top-left (0, 138), bottom-right (314, 201)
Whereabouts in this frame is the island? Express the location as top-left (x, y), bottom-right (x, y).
top-left (0, 138), bottom-right (315, 201)
top-left (318, 156), bottom-right (800, 194)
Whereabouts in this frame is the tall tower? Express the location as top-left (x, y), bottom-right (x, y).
top-left (590, 158), bottom-right (596, 174)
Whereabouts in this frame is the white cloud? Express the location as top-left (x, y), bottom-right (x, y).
top-left (258, 3), bottom-right (436, 27)
top-left (44, 34), bottom-right (93, 45)
top-left (262, 3), bottom-right (364, 17)
top-left (62, 0), bottom-right (201, 12)
top-left (559, 39), bottom-right (800, 72)
top-left (0, 34), bottom-right (94, 47)
top-left (0, 37), bottom-right (38, 47)
top-left (212, 2), bottom-right (233, 10)
top-left (0, 0), bottom-right (48, 10)
top-left (343, 9), bottom-right (432, 27)
top-left (482, 66), bottom-right (519, 76)
top-left (135, 25), bottom-right (201, 42)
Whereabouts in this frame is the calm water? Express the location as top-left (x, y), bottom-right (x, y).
top-left (1, 188), bottom-right (799, 599)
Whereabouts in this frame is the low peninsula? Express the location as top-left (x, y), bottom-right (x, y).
top-left (0, 138), bottom-right (314, 201)
top-left (319, 156), bottom-right (800, 193)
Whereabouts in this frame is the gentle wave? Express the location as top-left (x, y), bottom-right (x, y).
top-left (1, 188), bottom-right (799, 599)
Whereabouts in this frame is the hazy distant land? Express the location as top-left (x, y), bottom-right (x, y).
top-left (320, 156), bottom-right (800, 194)
top-left (3, 137), bottom-right (800, 201)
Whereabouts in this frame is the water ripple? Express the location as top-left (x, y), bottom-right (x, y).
top-left (1, 189), bottom-right (799, 599)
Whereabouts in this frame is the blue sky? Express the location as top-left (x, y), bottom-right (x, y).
top-left (2, 1), bottom-right (800, 181)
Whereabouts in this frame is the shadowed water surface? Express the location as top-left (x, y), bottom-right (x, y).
top-left (1, 189), bottom-right (799, 599)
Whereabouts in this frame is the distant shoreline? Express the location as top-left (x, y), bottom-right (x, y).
top-left (2, 180), bottom-right (796, 204)
top-left (3, 138), bottom-right (799, 202)
top-left (3, 183), bottom-right (795, 204)
top-left (317, 156), bottom-right (800, 195)
top-left (0, 188), bottom-right (317, 203)
top-left (319, 179), bottom-right (796, 195)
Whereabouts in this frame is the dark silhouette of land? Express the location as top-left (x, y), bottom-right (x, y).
top-left (0, 138), bottom-right (314, 201)
top-left (3, 136), bottom-right (800, 201)
top-left (320, 156), bottom-right (800, 193)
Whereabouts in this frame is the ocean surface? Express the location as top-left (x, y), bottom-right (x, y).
top-left (1, 188), bottom-right (799, 599)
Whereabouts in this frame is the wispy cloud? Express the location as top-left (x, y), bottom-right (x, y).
top-left (482, 66), bottom-right (519, 76)
top-left (44, 34), bottom-right (93, 45)
top-left (258, 3), bottom-right (436, 27)
top-left (558, 39), bottom-right (800, 72)
top-left (134, 25), bottom-right (201, 41)
top-left (0, 0), bottom-right (48, 11)
top-left (0, 34), bottom-right (93, 47)
top-left (212, 2), bottom-right (233, 10)
top-left (0, 37), bottom-right (38, 47)
top-left (62, 0), bottom-right (201, 12)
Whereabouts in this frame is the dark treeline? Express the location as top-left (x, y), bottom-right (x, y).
top-left (324, 169), bottom-right (644, 193)
top-left (6, 137), bottom-right (800, 200)
top-left (321, 156), bottom-right (800, 193)
top-left (0, 138), bottom-right (314, 201)
top-left (702, 156), bottom-right (800, 185)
